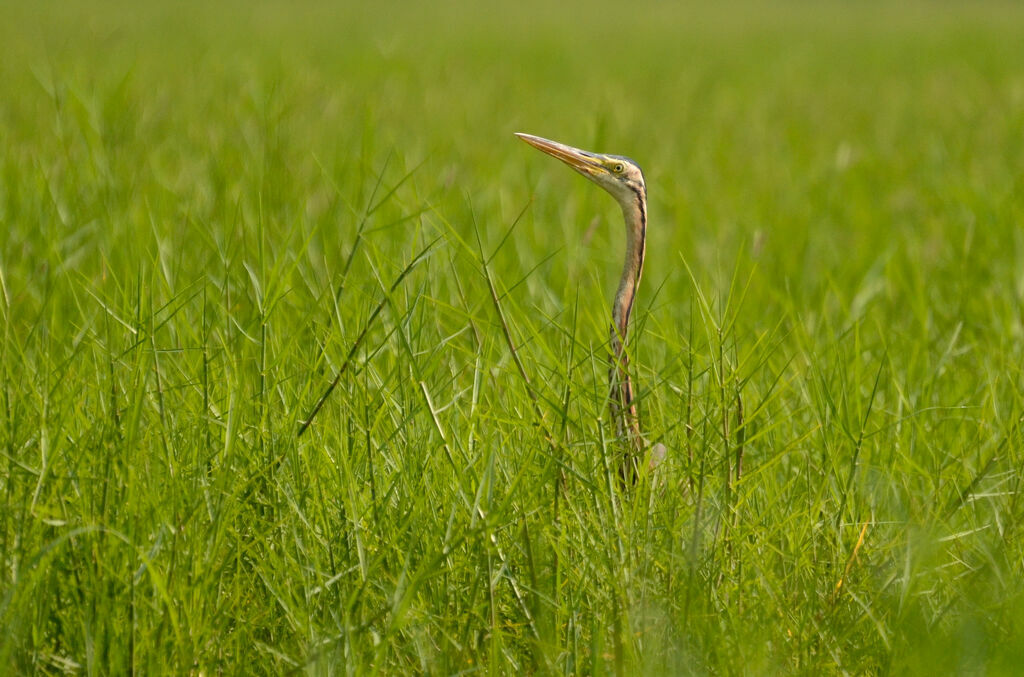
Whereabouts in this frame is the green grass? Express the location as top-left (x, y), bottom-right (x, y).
top-left (2, 1), bottom-right (1024, 673)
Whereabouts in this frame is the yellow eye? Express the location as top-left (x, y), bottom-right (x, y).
top-left (614, 163), bottom-right (624, 173)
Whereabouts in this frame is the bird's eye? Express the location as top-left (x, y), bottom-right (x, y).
top-left (614, 163), bottom-right (624, 173)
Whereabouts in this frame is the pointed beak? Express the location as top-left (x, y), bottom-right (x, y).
top-left (515, 133), bottom-right (606, 177)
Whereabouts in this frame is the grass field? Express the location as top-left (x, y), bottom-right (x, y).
top-left (2, 1), bottom-right (1024, 673)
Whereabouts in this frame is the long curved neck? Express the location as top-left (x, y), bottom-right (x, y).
top-left (608, 187), bottom-right (647, 460)
top-left (611, 188), bottom-right (647, 352)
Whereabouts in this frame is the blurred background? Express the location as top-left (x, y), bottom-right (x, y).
top-left (2, 2), bottom-right (1024, 673)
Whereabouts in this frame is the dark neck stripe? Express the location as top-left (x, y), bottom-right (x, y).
top-left (620, 188), bottom-right (647, 334)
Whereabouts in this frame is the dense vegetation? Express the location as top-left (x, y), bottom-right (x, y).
top-left (2, 2), bottom-right (1023, 673)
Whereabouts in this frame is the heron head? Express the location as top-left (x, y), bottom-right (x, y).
top-left (515, 133), bottom-right (645, 208)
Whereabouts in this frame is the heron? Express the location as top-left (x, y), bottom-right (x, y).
top-left (516, 132), bottom-right (665, 483)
